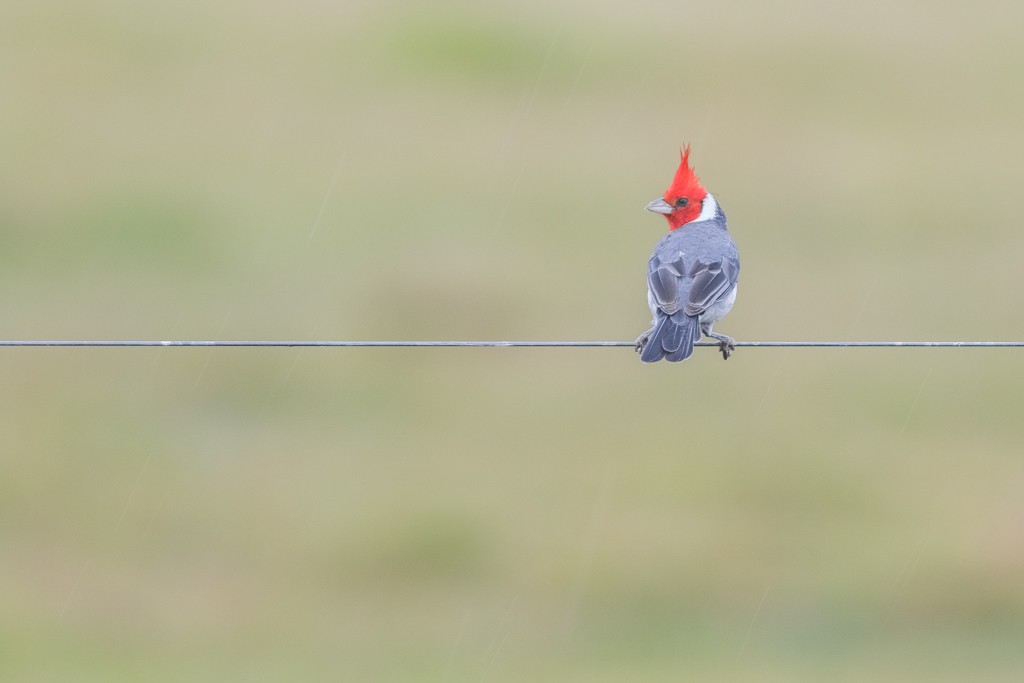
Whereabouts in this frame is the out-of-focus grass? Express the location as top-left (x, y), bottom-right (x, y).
top-left (2, 0), bottom-right (1024, 681)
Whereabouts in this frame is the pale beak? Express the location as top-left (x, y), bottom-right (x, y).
top-left (645, 197), bottom-right (674, 214)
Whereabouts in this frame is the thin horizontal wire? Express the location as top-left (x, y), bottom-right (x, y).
top-left (0, 340), bottom-right (1022, 348)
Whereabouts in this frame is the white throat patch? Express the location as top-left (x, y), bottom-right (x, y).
top-left (696, 193), bottom-right (718, 222)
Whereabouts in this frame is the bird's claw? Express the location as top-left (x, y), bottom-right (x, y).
top-left (718, 337), bottom-right (735, 360)
top-left (703, 327), bottom-right (736, 360)
top-left (634, 330), bottom-right (652, 355)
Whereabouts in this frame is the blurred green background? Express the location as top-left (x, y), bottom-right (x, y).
top-left (2, 1), bottom-right (1024, 680)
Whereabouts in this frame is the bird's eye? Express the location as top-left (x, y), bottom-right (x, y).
top-left (674, 197), bottom-right (689, 208)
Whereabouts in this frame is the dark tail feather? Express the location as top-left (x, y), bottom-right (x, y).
top-left (640, 312), bottom-right (702, 363)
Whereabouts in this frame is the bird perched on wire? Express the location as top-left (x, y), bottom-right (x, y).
top-left (635, 147), bottom-right (740, 362)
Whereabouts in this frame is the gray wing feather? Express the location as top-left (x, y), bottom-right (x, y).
top-left (648, 265), bottom-right (680, 313)
top-left (684, 256), bottom-right (739, 316)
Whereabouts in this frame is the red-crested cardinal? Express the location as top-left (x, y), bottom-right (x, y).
top-left (635, 147), bottom-right (740, 362)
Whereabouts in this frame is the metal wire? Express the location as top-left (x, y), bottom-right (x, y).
top-left (0, 340), bottom-right (1021, 348)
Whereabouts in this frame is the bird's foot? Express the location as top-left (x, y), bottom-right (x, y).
top-left (702, 329), bottom-right (735, 360)
top-left (634, 329), bottom-right (653, 355)
top-left (717, 337), bottom-right (736, 360)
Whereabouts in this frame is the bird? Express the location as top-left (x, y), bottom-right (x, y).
top-left (635, 147), bottom-right (740, 363)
